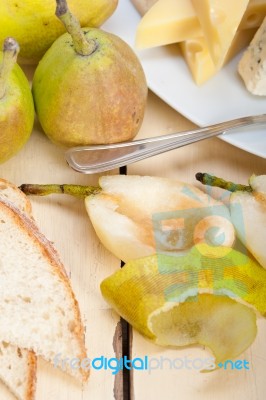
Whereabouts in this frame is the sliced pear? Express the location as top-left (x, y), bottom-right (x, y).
top-left (86, 175), bottom-right (235, 262)
top-left (230, 175), bottom-right (266, 269)
top-left (196, 173), bottom-right (266, 269)
top-left (149, 294), bottom-right (257, 365)
top-left (19, 176), bottom-right (237, 262)
top-left (101, 246), bottom-right (266, 365)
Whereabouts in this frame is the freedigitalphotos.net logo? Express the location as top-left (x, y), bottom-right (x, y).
top-left (151, 182), bottom-right (248, 302)
top-left (53, 354), bottom-right (250, 375)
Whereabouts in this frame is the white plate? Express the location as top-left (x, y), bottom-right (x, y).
top-left (103, 0), bottom-right (266, 159)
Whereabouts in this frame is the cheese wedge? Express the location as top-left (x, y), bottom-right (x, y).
top-left (239, 0), bottom-right (266, 30)
top-left (191, 0), bottom-right (250, 66)
top-left (135, 0), bottom-right (266, 50)
top-left (135, 0), bottom-right (202, 49)
top-left (238, 16), bottom-right (266, 95)
top-left (180, 28), bottom-right (256, 85)
top-left (131, 0), bottom-right (158, 15)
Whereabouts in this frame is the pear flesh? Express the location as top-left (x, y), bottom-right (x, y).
top-left (0, 0), bottom-right (118, 64)
top-left (0, 38), bottom-right (34, 164)
top-left (18, 175), bottom-right (237, 263)
top-left (230, 175), bottom-right (266, 269)
top-left (86, 175), bottom-right (236, 262)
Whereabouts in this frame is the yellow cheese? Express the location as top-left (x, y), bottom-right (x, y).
top-left (239, 0), bottom-right (266, 30)
top-left (135, 0), bottom-right (202, 49)
top-left (225, 28), bottom-right (257, 61)
top-left (180, 38), bottom-right (212, 85)
top-left (135, 0), bottom-right (265, 50)
top-left (191, 0), bottom-right (250, 67)
top-left (180, 29), bottom-right (256, 85)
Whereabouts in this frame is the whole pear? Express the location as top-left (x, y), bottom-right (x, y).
top-left (0, 38), bottom-right (34, 164)
top-left (0, 0), bottom-right (118, 64)
top-left (32, 0), bottom-right (147, 147)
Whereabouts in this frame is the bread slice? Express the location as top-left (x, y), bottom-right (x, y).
top-left (0, 180), bottom-right (37, 400)
top-left (0, 179), bottom-right (32, 217)
top-left (0, 196), bottom-right (89, 382)
top-left (0, 342), bottom-right (36, 400)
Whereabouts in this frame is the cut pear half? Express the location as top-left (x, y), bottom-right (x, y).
top-left (86, 175), bottom-right (235, 262)
top-left (195, 173), bottom-right (266, 269)
top-left (230, 175), bottom-right (266, 269)
top-left (149, 294), bottom-right (257, 365)
top-left (101, 245), bottom-right (266, 366)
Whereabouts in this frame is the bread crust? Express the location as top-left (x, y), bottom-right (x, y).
top-left (25, 351), bottom-right (37, 400)
top-left (0, 345), bottom-right (37, 400)
top-left (0, 178), bottom-right (32, 216)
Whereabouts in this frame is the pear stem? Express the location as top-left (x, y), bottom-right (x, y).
top-left (195, 173), bottom-right (252, 193)
top-left (19, 184), bottom-right (101, 199)
top-left (0, 38), bottom-right (19, 99)
top-left (55, 0), bottom-right (96, 56)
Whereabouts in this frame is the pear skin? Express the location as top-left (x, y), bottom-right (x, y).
top-left (0, 0), bottom-right (118, 64)
top-left (0, 38), bottom-right (34, 164)
top-left (32, 28), bottom-right (147, 147)
top-left (100, 249), bottom-right (263, 364)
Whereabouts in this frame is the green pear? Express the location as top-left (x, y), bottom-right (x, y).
top-left (32, 0), bottom-right (147, 148)
top-left (196, 172), bottom-right (266, 269)
top-left (0, 0), bottom-right (118, 64)
top-left (0, 38), bottom-right (34, 164)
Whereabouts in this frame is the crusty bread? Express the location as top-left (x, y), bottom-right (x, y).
top-left (0, 180), bottom-right (37, 400)
top-left (0, 343), bottom-right (36, 400)
top-left (0, 179), bottom-right (32, 217)
top-left (0, 196), bottom-right (88, 382)
top-left (130, 0), bottom-right (158, 15)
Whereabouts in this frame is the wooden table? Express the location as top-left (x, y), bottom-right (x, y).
top-left (0, 83), bottom-right (265, 400)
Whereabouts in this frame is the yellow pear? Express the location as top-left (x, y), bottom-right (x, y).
top-left (32, 0), bottom-right (147, 147)
top-left (0, 0), bottom-right (118, 64)
top-left (0, 38), bottom-right (34, 164)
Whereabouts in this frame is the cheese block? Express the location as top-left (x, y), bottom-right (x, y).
top-left (181, 28), bottom-right (256, 85)
top-left (190, 0), bottom-right (249, 66)
top-left (238, 16), bottom-right (266, 95)
top-left (134, 0), bottom-right (265, 50)
top-left (239, 0), bottom-right (266, 30)
top-left (135, 0), bottom-right (202, 49)
top-left (131, 0), bottom-right (158, 15)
